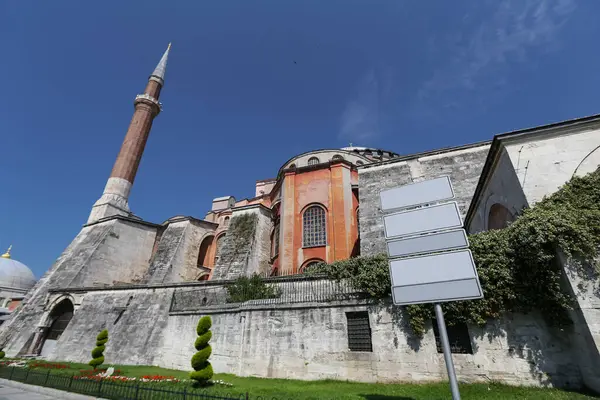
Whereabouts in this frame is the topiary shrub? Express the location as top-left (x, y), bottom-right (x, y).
top-left (190, 316), bottom-right (213, 385)
top-left (0, 348), bottom-right (5, 359)
top-left (89, 329), bottom-right (108, 369)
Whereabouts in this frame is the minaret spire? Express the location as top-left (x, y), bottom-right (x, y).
top-left (151, 43), bottom-right (171, 85)
top-left (87, 44), bottom-right (172, 224)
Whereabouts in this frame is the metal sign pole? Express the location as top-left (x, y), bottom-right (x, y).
top-left (434, 303), bottom-right (461, 400)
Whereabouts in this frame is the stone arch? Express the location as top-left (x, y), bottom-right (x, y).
top-left (487, 203), bottom-right (515, 231)
top-left (37, 297), bottom-right (75, 357)
top-left (572, 145), bottom-right (600, 178)
top-left (482, 193), bottom-right (520, 233)
top-left (197, 235), bottom-right (214, 268)
top-left (300, 258), bottom-right (324, 273)
top-left (214, 233), bottom-right (227, 265)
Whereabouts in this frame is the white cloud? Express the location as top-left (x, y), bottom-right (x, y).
top-left (339, 68), bottom-right (392, 143)
top-left (416, 0), bottom-right (576, 109)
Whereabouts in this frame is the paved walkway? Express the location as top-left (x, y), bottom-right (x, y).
top-left (0, 383), bottom-right (58, 399)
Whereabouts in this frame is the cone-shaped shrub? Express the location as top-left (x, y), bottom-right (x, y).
top-left (190, 316), bottom-right (213, 384)
top-left (0, 348), bottom-right (5, 359)
top-left (89, 329), bottom-right (108, 369)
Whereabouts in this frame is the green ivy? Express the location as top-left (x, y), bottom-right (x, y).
top-left (310, 167), bottom-right (600, 337)
top-left (226, 274), bottom-right (282, 303)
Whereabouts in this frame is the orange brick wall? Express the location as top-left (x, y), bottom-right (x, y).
top-left (278, 163), bottom-right (358, 274)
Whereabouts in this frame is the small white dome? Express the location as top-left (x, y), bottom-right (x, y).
top-left (0, 248), bottom-right (36, 291)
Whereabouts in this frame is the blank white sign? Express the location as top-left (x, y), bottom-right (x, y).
top-left (392, 279), bottom-right (482, 305)
top-left (386, 229), bottom-right (468, 258)
top-left (383, 202), bottom-right (462, 239)
top-left (388, 249), bottom-right (483, 305)
top-left (380, 176), bottom-right (454, 213)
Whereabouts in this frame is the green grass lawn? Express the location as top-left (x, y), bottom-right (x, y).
top-left (10, 360), bottom-right (599, 400)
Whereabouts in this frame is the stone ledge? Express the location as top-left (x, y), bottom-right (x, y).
top-left (0, 378), bottom-right (105, 400)
top-left (169, 298), bottom-right (372, 315)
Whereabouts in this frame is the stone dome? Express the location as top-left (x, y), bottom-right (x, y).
top-left (0, 247), bottom-right (36, 291)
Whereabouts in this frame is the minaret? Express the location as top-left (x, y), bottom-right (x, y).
top-left (88, 44), bottom-right (171, 224)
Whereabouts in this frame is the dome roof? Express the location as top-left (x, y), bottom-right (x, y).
top-left (0, 247), bottom-right (36, 291)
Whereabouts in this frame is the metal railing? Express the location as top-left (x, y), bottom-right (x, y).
top-left (170, 274), bottom-right (367, 312)
top-left (0, 366), bottom-right (251, 400)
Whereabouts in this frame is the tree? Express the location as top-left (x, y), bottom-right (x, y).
top-left (190, 316), bottom-right (213, 384)
top-left (0, 348), bottom-right (5, 359)
top-left (89, 329), bottom-right (108, 369)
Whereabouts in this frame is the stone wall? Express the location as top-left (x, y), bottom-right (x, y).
top-left (467, 148), bottom-right (529, 234)
top-left (504, 124), bottom-right (600, 205)
top-left (358, 143), bottom-right (490, 256)
top-left (144, 218), bottom-right (216, 284)
top-left (161, 303), bottom-right (580, 388)
top-left (212, 205), bottom-right (272, 280)
top-left (0, 217), bottom-right (157, 357)
top-left (33, 278), bottom-right (582, 389)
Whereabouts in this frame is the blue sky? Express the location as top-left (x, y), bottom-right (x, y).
top-left (1, 0), bottom-right (598, 277)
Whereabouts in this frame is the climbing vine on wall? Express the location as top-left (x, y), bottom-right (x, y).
top-left (229, 213), bottom-right (258, 248)
top-left (309, 167), bottom-right (600, 337)
top-left (226, 274), bottom-right (281, 303)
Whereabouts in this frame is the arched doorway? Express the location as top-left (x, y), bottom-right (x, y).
top-left (197, 235), bottom-right (214, 268)
top-left (39, 299), bottom-right (74, 357)
top-left (488, 204), bottom-right (515, 230)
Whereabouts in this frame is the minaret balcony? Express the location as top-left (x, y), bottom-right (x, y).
top-left (134, 93), bottom-right (162, 113)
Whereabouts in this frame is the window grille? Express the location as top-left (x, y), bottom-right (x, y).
top-left (272, 223), bottom-right (280, 257)
top-left (332, 155), bottom-right (344, 161)
top-left (307, 157), bottom-right (320, 166)
top-left (432, 319), bottom-right (473, 354)
top-left (346, 311), bottom-right (372, 352)
top-left (303, 206), bottom-right (326, 247)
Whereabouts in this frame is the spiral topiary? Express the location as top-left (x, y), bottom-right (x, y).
top-left (190, 316), bottom-right (213, 385)
top-left (89, 329), bottom-right (108, 369)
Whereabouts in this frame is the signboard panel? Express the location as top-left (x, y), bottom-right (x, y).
top-left (383, 202), bottom-right (462, 239)
top-left (386, 229), bottom-right (468, 258)
top-left (380, 176), bottom-right (454, 213)
top-left (388, 249), bottom-right (482, 305)
top-left (392, 279), bottom-right (482, 305)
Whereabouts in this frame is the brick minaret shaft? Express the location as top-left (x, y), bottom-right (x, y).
top-left (88, 44), bottom-right (171, 224)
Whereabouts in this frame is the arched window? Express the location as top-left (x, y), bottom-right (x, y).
top-left (356, 160), bottom-right (364, 166)
top-left (356, 208), bottom-right (360, 238)
top-left (223, 216), bottom-right (230, 227)
top-left (307, 157), bottom-right (320, 166)
top-left (488, 204), bottom-right (515, 231)
top-left (303, 205), bottom-right (326, 247)
top-left (271, 223), bottom-right (280, 257)
top-left (332, 155), bottom-right (344, 161)
top-left (301, 259), bottom-right (324, 273)
top-left (289, 163), bottom-right (296, 169)
top-left (197, 235), bottom-right (214, 268)
top-left (214, 234), bottom-right (226, 265)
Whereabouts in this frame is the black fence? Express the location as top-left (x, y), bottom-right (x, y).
top-left (171, 274), bottom-right (367, 313)
top-left (0, 366), bottom-right (259, 400)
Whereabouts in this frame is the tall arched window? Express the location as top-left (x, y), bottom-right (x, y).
top-left (223, 216), bottom-right (230, 227)
top-left (271, 223), bottom-right (280, 257)
top-left (356, 208), bottom-right (360, 238)
top-left (307, 157), bottom-right (320, 166)
top-left (303, 205), bottom-right (326, 247)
